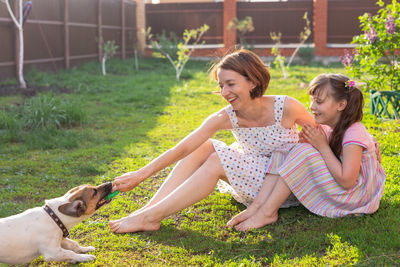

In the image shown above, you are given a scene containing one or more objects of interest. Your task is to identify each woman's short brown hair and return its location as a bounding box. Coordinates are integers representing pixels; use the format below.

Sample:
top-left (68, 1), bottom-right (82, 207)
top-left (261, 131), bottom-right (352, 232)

top-left (210, 49), bottom-right (271, 99)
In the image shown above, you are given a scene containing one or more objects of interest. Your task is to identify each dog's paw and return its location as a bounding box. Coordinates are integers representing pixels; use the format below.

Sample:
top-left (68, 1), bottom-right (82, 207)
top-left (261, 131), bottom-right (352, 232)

top-left (81, 246), bottom-right (96, 252)
top-left (74, 254), bottom-right (96, 263)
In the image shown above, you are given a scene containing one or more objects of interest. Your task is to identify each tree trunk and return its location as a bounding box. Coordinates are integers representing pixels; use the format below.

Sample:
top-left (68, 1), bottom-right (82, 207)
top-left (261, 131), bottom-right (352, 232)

top-left (18, 22), bottom-right (26, 88)
top-left (102, 56), bottom-right (106, 75)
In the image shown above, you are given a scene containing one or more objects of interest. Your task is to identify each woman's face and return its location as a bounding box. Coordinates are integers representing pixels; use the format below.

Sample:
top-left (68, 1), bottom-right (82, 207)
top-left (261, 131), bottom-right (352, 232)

top-left (217, 68), bottom-right (255, 109)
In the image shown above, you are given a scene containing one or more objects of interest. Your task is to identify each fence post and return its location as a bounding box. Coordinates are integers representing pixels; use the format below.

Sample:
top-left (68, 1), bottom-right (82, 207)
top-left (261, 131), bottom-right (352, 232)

top-left (98, 0), bottom-right (103, 62)
top-left (136, 0), bottom-right (145, 56)
top-left (64, 0), bottom-right (70, 70)
top-left (313, 0), bottom-right (328, 56)
top-left (121, 0), bottom-right (126, 60)
top-left (223, 0), bottom-right (236, 52)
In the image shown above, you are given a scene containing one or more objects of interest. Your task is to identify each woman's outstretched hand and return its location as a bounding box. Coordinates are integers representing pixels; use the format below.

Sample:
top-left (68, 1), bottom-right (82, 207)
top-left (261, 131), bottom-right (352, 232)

top-left (112, 170), bottom-right (145, 192)
top-left (300, 124), bottom-right (328, 151)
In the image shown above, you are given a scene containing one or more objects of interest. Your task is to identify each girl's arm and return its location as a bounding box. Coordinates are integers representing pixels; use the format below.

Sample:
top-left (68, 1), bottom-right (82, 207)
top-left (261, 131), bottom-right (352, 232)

top-left (112, 109), bottom-right (230, 192)
top-left (301, 124), bottom-right (363, 190)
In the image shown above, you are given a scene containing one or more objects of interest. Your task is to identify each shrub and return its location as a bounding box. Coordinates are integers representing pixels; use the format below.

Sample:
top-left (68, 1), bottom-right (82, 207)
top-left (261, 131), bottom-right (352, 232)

top-left (145, 25), bottom-right (209, 81)
top-left (21, 93), bottom-right (85, 130)
top-left (228, 16), bottom-right (255, 49)
top-left (343, 0), bottom-right (400, 91)
top-left (0, 93), bottom-right (86, 146)
top-left (297, 46), bottom-right (315, 65)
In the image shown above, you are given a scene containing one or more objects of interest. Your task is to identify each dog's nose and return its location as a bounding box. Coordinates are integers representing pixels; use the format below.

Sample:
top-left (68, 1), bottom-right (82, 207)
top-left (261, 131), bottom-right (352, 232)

top-left (98, 182), bottom-right (113, 192)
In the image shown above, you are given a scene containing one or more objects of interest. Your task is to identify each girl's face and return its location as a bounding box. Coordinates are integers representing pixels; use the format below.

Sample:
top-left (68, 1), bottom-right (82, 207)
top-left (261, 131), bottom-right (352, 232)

top-left (309, 86), bottom-right (346, 127)
top-left (217, 68), bottom-right (256, 109)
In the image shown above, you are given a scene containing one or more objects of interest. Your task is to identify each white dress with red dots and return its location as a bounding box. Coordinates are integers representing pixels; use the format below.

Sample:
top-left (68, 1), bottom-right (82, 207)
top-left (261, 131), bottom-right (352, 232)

top-left (212, 95), bottom-right (300, 207)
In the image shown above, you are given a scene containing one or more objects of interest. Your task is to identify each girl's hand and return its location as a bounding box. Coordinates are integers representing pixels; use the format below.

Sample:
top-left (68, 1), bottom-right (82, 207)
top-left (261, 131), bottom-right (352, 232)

top-left (112, 170), bottom-right (145, 192)
top-left (371, 136), bottom-right (382, 163)
top-left (300, 124), bottom-right (328, 151)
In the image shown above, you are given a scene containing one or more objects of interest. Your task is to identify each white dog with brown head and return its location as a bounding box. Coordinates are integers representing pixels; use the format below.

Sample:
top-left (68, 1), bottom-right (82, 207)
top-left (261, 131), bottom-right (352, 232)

top-left (0, 182), bottom-right (113, 264)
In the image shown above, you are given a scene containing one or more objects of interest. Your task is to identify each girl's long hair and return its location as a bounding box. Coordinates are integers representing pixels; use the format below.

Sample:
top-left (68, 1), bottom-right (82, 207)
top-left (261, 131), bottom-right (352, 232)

top-left (308, 73), bottom-right (364, 159)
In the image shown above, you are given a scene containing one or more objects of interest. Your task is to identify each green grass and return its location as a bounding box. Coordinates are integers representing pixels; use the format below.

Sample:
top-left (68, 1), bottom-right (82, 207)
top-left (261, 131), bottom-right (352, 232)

top-left (0, 58), bottom-right (399, 266)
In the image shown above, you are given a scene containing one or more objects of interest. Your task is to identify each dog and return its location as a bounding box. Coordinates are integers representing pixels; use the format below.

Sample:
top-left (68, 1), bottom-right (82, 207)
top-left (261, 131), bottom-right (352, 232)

top-left (0, 182), bottom-right (113, 264)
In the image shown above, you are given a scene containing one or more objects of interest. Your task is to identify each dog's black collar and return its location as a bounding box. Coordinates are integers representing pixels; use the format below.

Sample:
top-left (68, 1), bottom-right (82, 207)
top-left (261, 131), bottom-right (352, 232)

top-left (43, 204), bottom-right (69, 238)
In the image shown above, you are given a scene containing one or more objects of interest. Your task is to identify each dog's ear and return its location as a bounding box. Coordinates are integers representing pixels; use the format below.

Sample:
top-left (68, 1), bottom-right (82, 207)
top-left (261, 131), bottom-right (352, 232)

top-left (58, 199), bottom-right (87, 217)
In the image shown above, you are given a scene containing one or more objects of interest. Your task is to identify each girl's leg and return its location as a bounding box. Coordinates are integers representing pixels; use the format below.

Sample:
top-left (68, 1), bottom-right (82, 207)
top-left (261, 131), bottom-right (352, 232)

top-left (135, 140), bottom-right (216, 213)
top-left (226, 173), bottom-right (280, 228)
top-left (109, 152), bottom-right (226, 233)
top-left (235, 174), bottom-right (291, 232)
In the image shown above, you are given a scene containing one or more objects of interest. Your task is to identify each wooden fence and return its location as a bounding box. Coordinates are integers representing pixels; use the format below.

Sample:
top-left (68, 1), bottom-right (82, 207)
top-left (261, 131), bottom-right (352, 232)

top-left (0, 0), bottom-right (391, 81)
top-left (0, 0), bottom-right (136, 80)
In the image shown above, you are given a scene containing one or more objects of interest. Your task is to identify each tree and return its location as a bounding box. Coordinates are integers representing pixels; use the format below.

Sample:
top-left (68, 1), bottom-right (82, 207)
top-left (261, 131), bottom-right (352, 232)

top-left (145, 24), bottom-right (209, 81)
top-left (98, 40), bottom-right (118, 76)
top-left (270, 12), bottom-right (312, 79)
top-left (1, 0), bottom-right (28, 88)
top-left (228, 16), bottom-right (255, 49)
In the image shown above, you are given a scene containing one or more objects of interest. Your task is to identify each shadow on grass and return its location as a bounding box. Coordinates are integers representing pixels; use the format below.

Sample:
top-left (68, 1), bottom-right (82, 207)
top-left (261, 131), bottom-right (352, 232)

top-left (135, 202), bottom-right (400, 265)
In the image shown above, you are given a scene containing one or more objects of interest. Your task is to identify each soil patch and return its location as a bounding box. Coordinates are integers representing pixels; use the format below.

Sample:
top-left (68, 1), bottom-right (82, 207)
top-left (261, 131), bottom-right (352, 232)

top-left (0, 84), bottom-right (72, 97)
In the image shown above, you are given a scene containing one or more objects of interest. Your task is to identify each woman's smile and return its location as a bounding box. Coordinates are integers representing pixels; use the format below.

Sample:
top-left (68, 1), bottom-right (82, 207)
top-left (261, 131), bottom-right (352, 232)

top-left (227, 96), bottom-right (238, 104)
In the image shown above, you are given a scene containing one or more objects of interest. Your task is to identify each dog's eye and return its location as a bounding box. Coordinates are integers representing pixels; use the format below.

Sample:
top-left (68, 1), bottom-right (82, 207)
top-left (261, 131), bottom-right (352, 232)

top-left (92, 189), bottom-right (98, 197)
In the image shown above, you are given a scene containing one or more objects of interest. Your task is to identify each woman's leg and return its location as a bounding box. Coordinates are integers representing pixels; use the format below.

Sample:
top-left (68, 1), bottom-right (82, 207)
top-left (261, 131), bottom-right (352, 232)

top-left (109, 152), bottom-right (226, 233)
top-left (135, 140), bottom-right (217, 213)
top-left (226, 173), bottom-right (280, 228)
top-left (234, 174), bottom-right (292, 232)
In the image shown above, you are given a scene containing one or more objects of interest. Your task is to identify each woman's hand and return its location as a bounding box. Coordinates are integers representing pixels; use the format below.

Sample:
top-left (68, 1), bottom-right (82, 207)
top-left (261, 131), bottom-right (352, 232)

top-left (112, 170), bottom-right (145, 192)
top-left (300, 124), bottom-right (328, 151)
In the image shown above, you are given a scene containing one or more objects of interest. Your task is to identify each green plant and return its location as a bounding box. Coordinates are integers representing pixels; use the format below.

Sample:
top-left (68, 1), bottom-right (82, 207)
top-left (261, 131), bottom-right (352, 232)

top-left (343, 0), bottom-right (400, 91)
top-left (99, 40), bottom-right (119, 76)
top-left (270, 12), bottom-right (312, 78)
top-left (145, 25), bottom-right (209, 81)
top-left (152, 30), bottom-right (179, 61)
top-left (0, 93), bottom-right (85, 147)
top-left (270, 32), bottom-right (288, 78)
top-left (287, 12), bottom-right (312, 67)
top-left (228, 16), bottom-right (255, 49)
top-left (297, 46), bottom-right (315, 65)
top-left (21, 93), bottom-right (84, 130)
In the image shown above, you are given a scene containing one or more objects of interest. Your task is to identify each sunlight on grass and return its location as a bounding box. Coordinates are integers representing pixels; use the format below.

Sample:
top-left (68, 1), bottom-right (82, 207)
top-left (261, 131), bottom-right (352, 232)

top-left (1, 58), bottom-right (399, 266)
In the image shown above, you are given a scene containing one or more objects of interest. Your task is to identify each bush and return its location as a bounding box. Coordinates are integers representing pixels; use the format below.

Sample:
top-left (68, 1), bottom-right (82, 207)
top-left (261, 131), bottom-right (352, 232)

top-left (21, 93), bottom-right (85, 130)
top-left (343, 0), bottom-right (400, 91)
top-left (297, 46), bottom-right (315, 65)
top-left (0, 93), bottom-right (86, 147)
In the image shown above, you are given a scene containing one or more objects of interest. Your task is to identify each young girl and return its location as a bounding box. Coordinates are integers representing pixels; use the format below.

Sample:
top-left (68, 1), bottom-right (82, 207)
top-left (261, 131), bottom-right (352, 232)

top-left (228, 73), bottom-right (386, 232)
top-left (108, 49), bottom-right (315, 234)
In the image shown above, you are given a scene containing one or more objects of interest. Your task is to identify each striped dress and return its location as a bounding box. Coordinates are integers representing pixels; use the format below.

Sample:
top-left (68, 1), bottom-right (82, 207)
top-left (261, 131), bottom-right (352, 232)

top-left (212, 96), bottom-right (299, 207)
top-left (266, 122), bottom-right (386, 218)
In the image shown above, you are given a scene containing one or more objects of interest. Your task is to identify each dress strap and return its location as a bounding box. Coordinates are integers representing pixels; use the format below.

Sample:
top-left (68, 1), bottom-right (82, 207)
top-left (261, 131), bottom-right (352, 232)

top-left (225, 105), bottom-right (239, 128)
top-left (274, 95), bottom-right (285, 123)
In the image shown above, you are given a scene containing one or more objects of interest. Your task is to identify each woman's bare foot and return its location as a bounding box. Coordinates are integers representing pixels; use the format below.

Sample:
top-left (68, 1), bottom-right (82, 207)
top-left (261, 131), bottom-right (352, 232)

top-left (109, 213), bottom-right (161, 234)
top-left (234, 210), bottom-right (278, 232)
top-left (226, 205), bottom-right (259, 228)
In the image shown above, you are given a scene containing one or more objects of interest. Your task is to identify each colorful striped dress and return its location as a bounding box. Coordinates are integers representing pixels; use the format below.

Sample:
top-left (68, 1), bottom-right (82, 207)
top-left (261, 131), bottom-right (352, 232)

top-left (266, 122), bottom-right (386, 218)
top-left (212, 96), bottom-right (299, 208)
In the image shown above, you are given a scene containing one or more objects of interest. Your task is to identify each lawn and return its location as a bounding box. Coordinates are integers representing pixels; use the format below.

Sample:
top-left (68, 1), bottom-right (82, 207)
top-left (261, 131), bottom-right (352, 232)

top-left (0, 58), bottom-right (399, 266)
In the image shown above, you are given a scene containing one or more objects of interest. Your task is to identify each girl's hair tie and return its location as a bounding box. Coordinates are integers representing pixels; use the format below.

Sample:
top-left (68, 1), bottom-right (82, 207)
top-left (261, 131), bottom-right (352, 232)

top-left (345, 80), bottom-right (356, 89)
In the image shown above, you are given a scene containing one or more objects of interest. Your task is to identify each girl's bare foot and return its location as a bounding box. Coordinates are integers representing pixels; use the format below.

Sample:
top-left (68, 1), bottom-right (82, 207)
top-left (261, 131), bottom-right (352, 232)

top-left (109, 213), bottom-right (161, 234)
top-left (226, 205), bottom-right (259, 228)
top-left (234, 210), bottom-right (278, 232)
